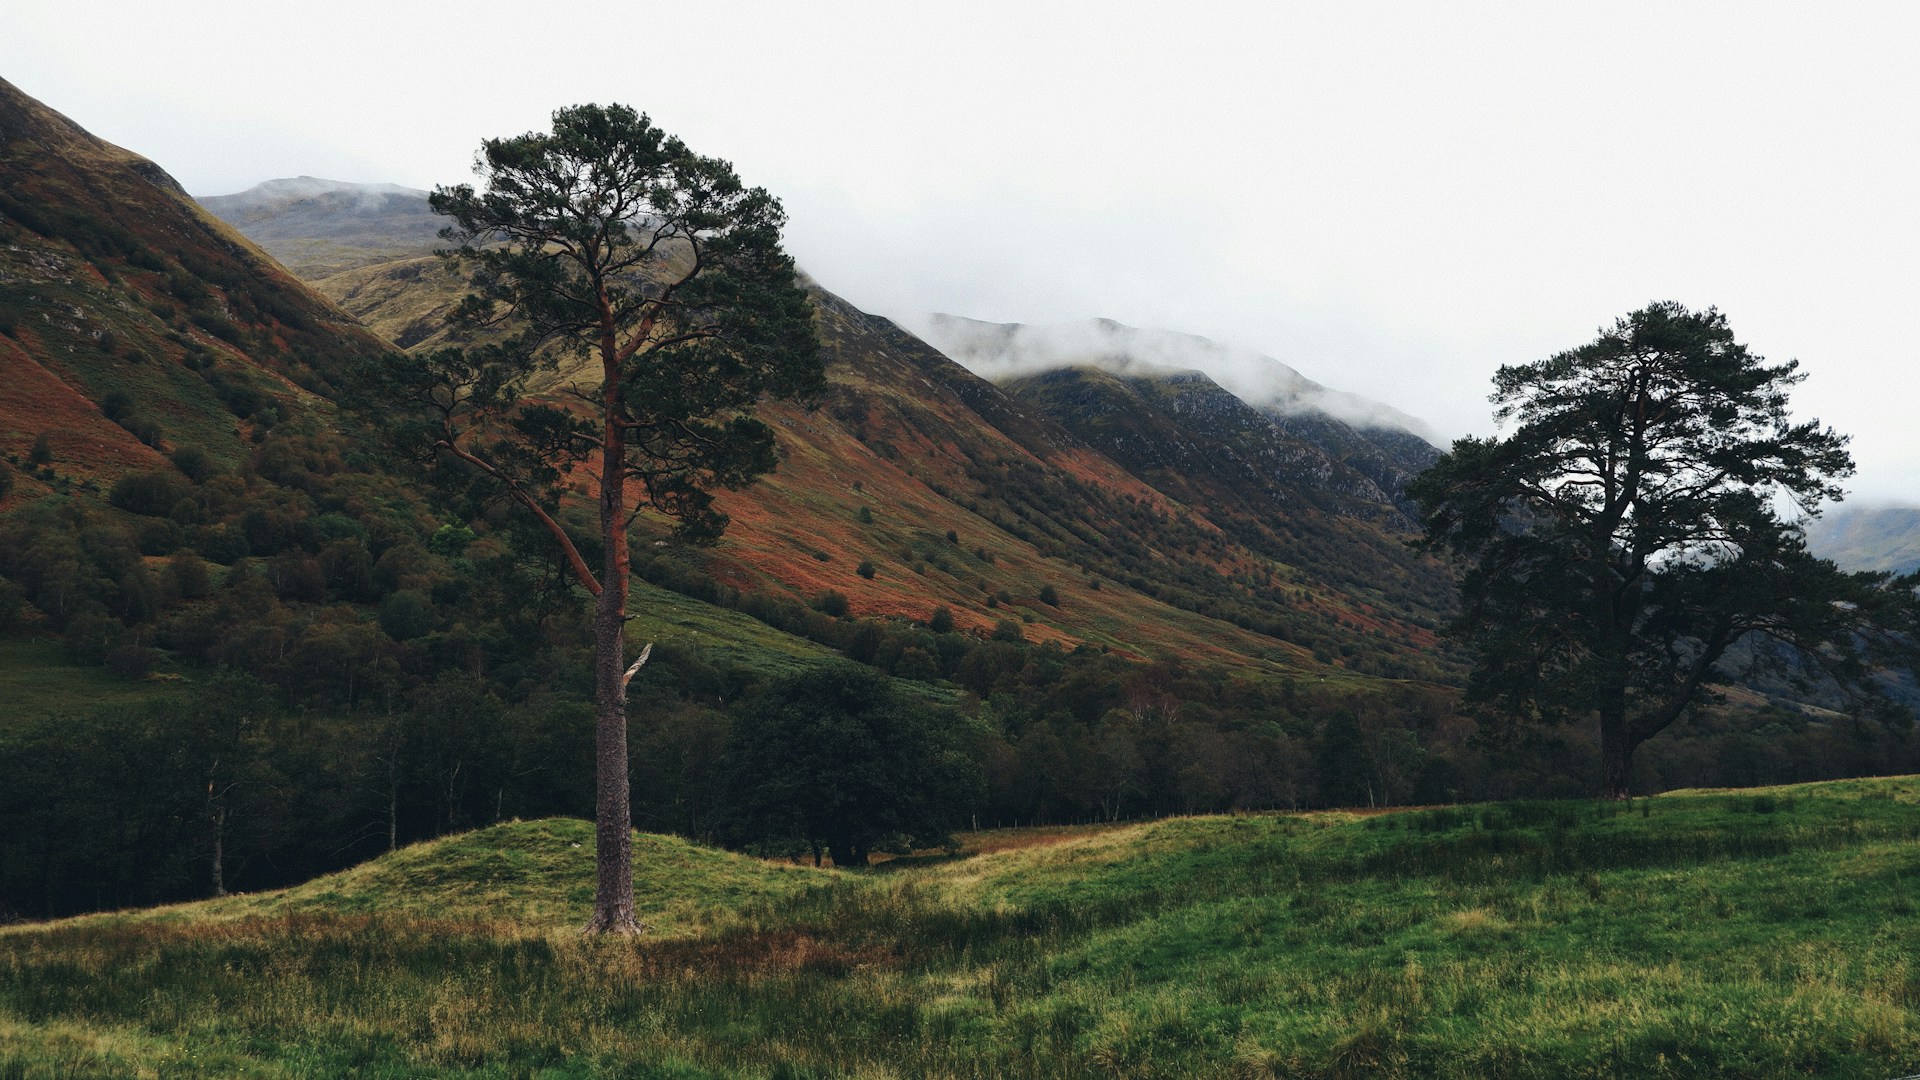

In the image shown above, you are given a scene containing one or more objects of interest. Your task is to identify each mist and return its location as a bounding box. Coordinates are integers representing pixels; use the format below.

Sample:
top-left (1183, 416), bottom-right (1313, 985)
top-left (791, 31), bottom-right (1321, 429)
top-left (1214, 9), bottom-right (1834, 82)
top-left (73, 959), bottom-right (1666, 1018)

top-left (909, 313), bottom-right (1441, 443)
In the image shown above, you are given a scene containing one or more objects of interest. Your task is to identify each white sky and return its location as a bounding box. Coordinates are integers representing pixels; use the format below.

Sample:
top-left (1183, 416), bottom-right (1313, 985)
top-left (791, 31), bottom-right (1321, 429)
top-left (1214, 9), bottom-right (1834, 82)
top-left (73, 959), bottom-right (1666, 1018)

top-left (6, 1), bottom-right (1918, 499)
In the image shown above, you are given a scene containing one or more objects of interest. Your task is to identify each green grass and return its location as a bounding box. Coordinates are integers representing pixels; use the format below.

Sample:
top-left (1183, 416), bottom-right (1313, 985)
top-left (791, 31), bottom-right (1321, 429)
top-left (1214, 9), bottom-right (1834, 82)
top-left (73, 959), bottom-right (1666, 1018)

top-left (0, 639), bottom-right (181, 727)
top-left (6, 779), bottom-right (1920, 1077)
top-left (624, 580), bottom-right (954, 704)
top-left (625, 579), bottom-right (851, 682)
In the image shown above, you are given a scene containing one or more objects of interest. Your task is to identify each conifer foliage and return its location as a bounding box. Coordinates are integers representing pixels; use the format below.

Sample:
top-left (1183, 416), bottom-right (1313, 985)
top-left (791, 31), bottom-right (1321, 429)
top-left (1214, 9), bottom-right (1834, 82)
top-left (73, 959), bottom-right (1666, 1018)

top-left (1411, 303), bottom-right (1918, 798)
top-left (350, 104), bottom-right (823, 932)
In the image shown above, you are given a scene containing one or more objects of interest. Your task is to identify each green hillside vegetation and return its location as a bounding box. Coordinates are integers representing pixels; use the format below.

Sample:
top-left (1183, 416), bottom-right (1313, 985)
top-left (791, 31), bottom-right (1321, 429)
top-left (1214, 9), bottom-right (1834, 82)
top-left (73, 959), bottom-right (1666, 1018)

top-left (6, 776), bottom-right (1920, 1077)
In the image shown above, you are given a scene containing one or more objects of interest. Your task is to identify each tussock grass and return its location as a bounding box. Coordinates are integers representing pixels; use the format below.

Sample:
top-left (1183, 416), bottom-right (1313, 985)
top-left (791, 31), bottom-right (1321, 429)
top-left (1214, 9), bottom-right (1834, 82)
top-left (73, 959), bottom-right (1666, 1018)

top-left (6, 779), bottom-right (1920, 1077)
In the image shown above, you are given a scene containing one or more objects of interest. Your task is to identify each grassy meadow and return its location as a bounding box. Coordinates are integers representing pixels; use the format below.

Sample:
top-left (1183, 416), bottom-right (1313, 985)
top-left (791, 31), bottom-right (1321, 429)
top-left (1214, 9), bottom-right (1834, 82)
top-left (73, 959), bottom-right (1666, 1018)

top-left (5, 778), bottom-right (1920, 1078)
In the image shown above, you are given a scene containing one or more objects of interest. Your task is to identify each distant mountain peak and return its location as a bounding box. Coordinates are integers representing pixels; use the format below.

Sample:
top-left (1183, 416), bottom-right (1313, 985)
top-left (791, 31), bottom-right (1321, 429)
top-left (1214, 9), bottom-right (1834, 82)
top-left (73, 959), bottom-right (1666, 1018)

top-left (206, 176), bottom-right (429, 202)
top-left (199, 177), bottom-right (442, 278)
top-left (911, 313), bottom-right (1439, 446)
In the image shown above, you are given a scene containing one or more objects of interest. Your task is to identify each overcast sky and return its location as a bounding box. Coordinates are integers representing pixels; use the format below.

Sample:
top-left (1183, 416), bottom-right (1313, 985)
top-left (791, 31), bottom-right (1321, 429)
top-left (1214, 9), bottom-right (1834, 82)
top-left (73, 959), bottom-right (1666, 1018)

top-left (6, 1), bottom-right (1918, 499)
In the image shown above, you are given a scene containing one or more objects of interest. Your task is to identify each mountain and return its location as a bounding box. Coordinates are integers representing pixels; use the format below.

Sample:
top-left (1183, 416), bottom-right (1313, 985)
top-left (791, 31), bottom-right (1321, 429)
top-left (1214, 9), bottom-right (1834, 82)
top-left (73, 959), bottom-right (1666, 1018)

top-left (196, 178), bottom-right (461, 349)
top-left (203, 181), bottom-right (1456, 680)
top-left (197, 177), bottom-right (444, 278)
top-left (1000, 365), bottom-right (1449, 627)
top-left (0, 78), bottom-right (387, 497)
top-left (914, 313), bottom-right (1439, 440)
top-left (1806, 505), bottom-right (1920, 575)
top-left (915, 314), bottom-right (1441, 511)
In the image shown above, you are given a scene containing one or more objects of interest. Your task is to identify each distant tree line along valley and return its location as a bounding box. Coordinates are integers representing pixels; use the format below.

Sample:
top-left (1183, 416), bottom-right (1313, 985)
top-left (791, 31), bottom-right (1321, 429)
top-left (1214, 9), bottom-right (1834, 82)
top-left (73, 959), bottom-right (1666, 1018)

top-left (4, 422), bottom-right (1916, 918)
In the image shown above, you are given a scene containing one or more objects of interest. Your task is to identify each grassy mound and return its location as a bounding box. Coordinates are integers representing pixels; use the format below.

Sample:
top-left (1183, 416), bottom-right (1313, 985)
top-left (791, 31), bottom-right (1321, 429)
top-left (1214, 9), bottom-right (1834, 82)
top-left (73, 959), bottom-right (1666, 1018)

top-left (6, 779), bottom-right (1920, 1077)
top-left (54, 818), bottom-right (837, 936)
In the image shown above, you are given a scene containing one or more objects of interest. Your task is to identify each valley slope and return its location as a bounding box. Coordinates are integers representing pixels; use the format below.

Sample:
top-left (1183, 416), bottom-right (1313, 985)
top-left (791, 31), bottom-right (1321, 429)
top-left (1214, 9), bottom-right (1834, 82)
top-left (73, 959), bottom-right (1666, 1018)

top-left (0, 78), bottom-right (388, 497)
top-left (203, 179), bottom-right (1457, 680)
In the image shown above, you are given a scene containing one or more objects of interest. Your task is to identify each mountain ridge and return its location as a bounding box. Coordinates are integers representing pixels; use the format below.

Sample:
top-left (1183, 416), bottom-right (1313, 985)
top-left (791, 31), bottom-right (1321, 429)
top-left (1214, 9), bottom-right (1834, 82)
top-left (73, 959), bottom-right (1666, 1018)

top-left (198, 175), bottom-right (1456, 678)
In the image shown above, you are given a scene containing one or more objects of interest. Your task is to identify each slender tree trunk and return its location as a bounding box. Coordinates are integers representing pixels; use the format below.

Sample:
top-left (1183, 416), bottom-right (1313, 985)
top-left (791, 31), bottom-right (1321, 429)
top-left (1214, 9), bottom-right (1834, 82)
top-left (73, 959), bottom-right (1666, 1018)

top-left (585, 323), bottom-right (641, 935)
top-left (586, 574), bottom-right (638, 932)
top-left (210, 802), bottom-right (228, 898)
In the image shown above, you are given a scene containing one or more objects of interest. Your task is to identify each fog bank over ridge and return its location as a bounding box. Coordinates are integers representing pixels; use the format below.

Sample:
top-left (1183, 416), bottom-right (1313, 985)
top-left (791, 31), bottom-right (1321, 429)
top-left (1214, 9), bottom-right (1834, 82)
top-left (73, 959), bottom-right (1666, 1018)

top-left (910, 313), bottom-right (1440, 445)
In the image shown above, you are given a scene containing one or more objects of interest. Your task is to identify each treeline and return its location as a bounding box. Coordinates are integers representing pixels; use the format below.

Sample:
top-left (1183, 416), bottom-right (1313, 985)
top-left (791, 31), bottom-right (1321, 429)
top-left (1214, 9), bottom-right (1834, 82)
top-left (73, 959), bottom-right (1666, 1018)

top-left (8, 621), bottom-right (1916, 921)
top-left (5, 421), bottom-right (1919, 919)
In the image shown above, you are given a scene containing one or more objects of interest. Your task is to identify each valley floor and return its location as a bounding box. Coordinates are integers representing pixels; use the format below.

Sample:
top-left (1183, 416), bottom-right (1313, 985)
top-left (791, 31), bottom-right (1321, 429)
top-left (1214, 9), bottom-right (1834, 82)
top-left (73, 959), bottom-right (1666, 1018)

top-left (6, 779), bottom-right (1920, 1078)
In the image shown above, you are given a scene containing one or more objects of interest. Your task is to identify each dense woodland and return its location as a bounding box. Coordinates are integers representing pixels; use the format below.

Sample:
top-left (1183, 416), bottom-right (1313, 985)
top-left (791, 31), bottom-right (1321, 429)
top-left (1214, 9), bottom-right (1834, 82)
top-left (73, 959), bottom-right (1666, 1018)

top-left (5, 412), bottom-right (1917, 919)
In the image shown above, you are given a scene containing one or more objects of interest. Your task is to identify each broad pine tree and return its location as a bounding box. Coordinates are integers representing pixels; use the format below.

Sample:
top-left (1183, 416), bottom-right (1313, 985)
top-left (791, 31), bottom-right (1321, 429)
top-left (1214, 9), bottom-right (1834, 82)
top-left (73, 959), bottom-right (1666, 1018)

top-left (1410, 303), bottom-right (1917, 798)
top-left (354, 104), bottom-right (823, 932)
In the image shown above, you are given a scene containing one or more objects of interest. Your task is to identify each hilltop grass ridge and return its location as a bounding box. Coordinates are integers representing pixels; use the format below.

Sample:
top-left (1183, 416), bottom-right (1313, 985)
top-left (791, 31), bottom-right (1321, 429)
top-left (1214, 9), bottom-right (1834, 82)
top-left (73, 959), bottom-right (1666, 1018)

top-left (7, 776), bottom-right (1920, 1078)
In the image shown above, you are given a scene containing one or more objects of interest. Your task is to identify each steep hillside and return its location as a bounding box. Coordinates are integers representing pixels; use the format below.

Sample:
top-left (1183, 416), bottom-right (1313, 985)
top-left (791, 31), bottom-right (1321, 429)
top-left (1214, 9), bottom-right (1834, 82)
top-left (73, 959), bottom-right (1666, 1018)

top-left (0, 78), bottom-right (388, 497)
top-left (210, 183), bottom-right (1456, 679)
top-left (1003, 364), bottom-right (1453, 635)
top-left (921, 314), bottom-right (1442, 509)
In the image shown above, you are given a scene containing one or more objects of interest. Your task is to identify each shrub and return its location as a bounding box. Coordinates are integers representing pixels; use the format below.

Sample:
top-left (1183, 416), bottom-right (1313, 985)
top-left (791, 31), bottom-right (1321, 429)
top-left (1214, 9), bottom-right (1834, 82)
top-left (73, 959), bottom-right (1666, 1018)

top-left (856, 560), bottom-right (876, 580)
top-left (196, 523), bottom-right (249, 565)
top-left (928, 605), bottom-right (954, 633)
top-left (28, 433), bottom-right (52, 466)
top-left (109, 470), bottom-right (190, 517)
top-left (1039, 584), bottom-right (1060, 606)
top-left (379, 589), bottom-right (436, 641)
top-left (813, 590), bottom-right (850, 618)
top-left (991, 619), bottom-right (1024, 643)
top-left (124, 415), bottom-right (165, 448)
top-left (100, 390), bottom-right (134, 423)
top-left (170, 445), bottom-right (217, 483)
top-left (166, 552), bottom-right (211, 601)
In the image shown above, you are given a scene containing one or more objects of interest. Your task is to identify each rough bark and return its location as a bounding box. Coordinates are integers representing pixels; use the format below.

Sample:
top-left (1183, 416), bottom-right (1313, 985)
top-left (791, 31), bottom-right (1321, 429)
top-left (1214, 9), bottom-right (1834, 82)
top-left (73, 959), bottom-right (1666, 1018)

top-left (583, 344), bottom-right (641, 935)
top-left (209, 802), bottom-right (227, 898)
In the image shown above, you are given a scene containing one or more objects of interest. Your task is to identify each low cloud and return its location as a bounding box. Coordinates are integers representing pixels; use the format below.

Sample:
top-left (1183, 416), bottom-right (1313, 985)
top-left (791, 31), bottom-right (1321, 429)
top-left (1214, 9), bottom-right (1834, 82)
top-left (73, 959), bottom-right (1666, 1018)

top-left (909, 313), bottom-right (1440, 443)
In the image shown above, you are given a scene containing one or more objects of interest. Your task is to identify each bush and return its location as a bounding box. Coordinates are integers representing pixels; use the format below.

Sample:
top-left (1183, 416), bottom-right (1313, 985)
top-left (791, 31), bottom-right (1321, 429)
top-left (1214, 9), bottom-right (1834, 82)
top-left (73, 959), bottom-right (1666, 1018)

top-left (136, 518), bottom-right (182, 555)
top-left (813, 590), bottom-right (850, 618)
top-left (170, 445), bottom-right (217, 483)
top-left (28, 433), bottom-right (51, 466)
top-left (856, 560), bottom-right (877, 580)
top-left (166, 552), bottom-right (211, 601)
top-left (196, 523), bottom-right (249, 564)
top-left (109, 470), bottom-right (190, 517)
top-left (379, 589), bottom-right (436, 641)
top-left (991, 619), bottom-right (1025, 643)
top-left (928, 605), bottom-right (954, 634)
top-left (1038, 584), bottom-right (1060, 606)
top-left (100, 390), bottom-right (134, 423)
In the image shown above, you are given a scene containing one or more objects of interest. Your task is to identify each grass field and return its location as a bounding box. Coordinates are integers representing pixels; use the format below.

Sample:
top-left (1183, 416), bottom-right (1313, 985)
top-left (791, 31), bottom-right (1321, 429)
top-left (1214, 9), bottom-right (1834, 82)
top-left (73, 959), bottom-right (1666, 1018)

top-left (5, 778), bottom-right (1920, 1077)
top-left (0, 639), bottom-right (181, 727)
